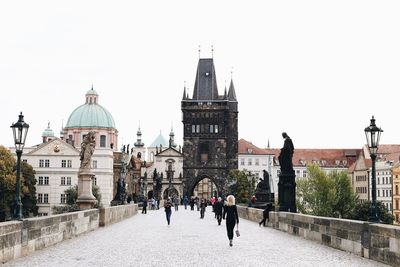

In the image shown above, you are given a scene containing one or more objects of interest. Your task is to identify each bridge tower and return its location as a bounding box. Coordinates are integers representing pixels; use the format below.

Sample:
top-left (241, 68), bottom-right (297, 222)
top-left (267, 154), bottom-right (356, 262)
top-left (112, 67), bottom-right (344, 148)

top-left (181, 57), bottom-right (238, 197)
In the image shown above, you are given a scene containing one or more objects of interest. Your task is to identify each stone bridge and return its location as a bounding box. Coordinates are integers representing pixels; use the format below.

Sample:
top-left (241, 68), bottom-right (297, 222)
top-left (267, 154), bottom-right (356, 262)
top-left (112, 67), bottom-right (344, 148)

top-left (1, 204), bottom-right (395, 266)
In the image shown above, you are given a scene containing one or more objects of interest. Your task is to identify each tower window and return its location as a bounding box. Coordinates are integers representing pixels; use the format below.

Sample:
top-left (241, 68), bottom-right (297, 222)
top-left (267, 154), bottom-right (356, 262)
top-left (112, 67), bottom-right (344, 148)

top-left (200, 142), bottom-right (209, 163)
top-left (100, 135), bottom-right (106, 147)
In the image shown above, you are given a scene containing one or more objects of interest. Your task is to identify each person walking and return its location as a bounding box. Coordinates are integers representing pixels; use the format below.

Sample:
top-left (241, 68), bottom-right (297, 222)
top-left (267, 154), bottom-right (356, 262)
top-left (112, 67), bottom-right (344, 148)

top-left (200, 199), bottom-right (206, 219)
top-left (223, 195), bottom-right (239, 247)
top-left (142, 197), bottom-right (148, 214)
top-left (190, 197), bottom-right (195, 210)
top-left (183, 195), bottom-right (189, 210)
top-left (259, 203), bottom-right (272, 227)
top-left (164, 198), bottom-right (172, 225)
top-left (174, 197), bottom-right (179, 211)
top-left (214, 197), bottom-right (224, 225)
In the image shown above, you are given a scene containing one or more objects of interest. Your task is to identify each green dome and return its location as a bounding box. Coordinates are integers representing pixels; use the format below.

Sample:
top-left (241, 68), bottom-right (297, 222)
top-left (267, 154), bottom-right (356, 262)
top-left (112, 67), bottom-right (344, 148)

top-left (42, 123), bottom-right (55, 137)
top-left (65, 88), bottom-right (116, 129)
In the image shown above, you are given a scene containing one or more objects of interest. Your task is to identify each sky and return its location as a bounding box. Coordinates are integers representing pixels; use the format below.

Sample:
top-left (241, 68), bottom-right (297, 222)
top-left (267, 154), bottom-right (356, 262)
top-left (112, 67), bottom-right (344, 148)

top-left (1, 1), bottom-right (399, 150)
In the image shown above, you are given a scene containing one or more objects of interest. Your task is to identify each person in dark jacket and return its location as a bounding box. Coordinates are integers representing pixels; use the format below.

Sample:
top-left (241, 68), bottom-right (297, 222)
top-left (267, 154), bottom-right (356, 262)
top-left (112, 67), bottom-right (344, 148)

top-left (200, 198), bottom-right (207, 219)
top-left (214, 197), bottom-right (224, 225)
top-left (142, 198), bottom-right (148, 214)
top-left (223, 195), bottom-right (239, 247)
top-left (164, 198), bottom-right (172, 225)
top-left (259, 203), bottom-right (272, 227)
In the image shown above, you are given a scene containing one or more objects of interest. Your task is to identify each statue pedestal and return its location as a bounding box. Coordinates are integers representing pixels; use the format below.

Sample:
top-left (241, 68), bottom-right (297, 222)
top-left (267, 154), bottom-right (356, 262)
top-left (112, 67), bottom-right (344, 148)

top-left (278, 172), bottom-right (296, 212)
top-left (76, 169), bottom-right (97, 210)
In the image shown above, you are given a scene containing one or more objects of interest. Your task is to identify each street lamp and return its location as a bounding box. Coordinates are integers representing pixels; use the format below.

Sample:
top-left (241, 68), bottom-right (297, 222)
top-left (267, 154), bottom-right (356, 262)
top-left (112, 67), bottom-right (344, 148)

top-left (364, 115), bottom-right (383, 223)
top-left (10, 112), bottom-right (29, 220)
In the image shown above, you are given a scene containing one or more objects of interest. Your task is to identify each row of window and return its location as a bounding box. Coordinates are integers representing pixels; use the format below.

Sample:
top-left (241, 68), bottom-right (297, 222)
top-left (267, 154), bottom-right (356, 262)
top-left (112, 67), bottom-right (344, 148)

top-left (377, 177), bottom-right (392, 185)
top-left (378, 189), bottom-right (392, 198)
top-left (37, 193), bottom-right (69, 204)
top-left (37, 193), bottom-right (49, 203)
top-left (240, 158), bottom-right (268, 166)
top-left (38, 176), bottom-right (72, 186)
top-left (356, 175), bottom-right (367, 182)
top-left (68, 134), bottom-right (107, 147)
top-left (191, 124), bottom-right (220, 134)
top-left (38, 159), bottom-right (98, 168)
top-left (356, 187), bottom-right (367, 194)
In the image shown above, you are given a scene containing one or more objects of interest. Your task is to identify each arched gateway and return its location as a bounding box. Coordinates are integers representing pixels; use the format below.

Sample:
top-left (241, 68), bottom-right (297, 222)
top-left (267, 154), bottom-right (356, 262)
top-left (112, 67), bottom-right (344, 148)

top-left (181, 57), bottom-right (238, 198)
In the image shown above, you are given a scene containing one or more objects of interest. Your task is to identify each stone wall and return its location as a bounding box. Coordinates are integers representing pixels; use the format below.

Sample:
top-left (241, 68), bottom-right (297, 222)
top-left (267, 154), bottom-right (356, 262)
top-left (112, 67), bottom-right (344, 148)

top-left (99, 204), bottom-right (138, 227)
top-left (1, 204), bottom-right (138, 264)
top-left (237, 206), bottom-right (400, 267)
top-left (1, 209), bottom-right (99, 264)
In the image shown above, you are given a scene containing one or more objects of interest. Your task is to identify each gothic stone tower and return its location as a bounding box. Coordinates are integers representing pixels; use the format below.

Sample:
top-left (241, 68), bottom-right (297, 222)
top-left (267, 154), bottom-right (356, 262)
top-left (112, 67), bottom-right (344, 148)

top-left (181, 58), bottom-right (238, 197)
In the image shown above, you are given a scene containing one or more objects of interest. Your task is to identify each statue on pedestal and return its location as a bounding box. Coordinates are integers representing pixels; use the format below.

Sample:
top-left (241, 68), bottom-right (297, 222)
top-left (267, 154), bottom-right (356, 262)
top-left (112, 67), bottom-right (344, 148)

top-left (278, 132), bottom-right (294, 174)
top-left (77, 131), bottom-right (97, 210)
top-left (80, 131), bottom-right (96, 170)
top-left (278, 132), bottom-right (296, 212)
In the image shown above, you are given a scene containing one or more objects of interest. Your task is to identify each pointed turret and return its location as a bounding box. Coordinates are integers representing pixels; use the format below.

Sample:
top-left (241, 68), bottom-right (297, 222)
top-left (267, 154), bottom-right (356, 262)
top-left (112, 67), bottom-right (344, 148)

top-left (228, 79), bottom-right (237, 101)
top-left (134, 124), bottom-right (144, 147)
top-left (192, 58), bottom-right (219, 100)
top-left (224, 85), bottom-right (228, 100)
top-left (182, 86), bottom-right (187, 100)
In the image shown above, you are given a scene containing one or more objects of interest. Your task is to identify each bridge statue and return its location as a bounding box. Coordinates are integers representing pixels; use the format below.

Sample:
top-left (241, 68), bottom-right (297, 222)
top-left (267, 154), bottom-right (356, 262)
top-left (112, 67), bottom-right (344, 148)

top-left (278, 132), bottom-right (297, 213)
top-left (77, 131), bottom-right (97, 210)
top-left (253, 170), bottom-right (274, 209)
top-left (80, 131), bottom-right (96, 170)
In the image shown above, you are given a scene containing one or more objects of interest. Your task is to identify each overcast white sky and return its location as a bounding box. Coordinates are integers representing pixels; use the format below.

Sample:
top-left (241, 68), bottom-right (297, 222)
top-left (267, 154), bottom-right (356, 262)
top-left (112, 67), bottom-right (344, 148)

top-left (1, 1), bottom-right (399, 150)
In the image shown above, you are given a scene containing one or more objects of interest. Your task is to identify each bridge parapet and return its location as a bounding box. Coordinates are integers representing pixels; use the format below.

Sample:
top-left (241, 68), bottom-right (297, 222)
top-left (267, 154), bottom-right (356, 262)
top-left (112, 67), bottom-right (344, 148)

top-left (1, 204), bottom-right (138, 264)
top-left (237, 206), bottom-right (400, 267)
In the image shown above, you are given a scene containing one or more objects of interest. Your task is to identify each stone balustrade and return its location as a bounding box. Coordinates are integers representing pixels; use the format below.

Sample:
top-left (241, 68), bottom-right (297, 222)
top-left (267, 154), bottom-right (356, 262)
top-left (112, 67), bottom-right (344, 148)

top-left (237, 206), bottom-right (400, 267)
top-left (1, 204), bottom-right (138, 264)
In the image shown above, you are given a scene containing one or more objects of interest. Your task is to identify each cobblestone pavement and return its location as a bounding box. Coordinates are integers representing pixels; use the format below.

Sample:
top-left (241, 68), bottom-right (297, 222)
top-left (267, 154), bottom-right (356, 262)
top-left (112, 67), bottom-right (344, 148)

top-left (5, 207), bottom-right (389, 267)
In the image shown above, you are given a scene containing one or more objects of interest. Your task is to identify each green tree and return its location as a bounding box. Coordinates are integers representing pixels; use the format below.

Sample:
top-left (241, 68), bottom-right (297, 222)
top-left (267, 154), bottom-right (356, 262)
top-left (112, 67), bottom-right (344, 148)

top-left (0, 146), bottom-right (16, 221)
top-left (227, 169), bottom-right (255, 204)
top-left (21, 161), bottom-right (38, 217)
top-left (0, 146), bottom-right (38, 221)
top-left (349, 201), bottom-right (394, 224)
top-left (52, 184), bottom-right (102, 214)
top-left (296, 164), bottom-right (358, 218)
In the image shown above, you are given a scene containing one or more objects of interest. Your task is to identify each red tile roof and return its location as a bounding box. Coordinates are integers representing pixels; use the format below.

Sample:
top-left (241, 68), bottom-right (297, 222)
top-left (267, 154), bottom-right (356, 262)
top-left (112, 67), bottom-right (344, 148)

top-left (239, 138), bottom-right (361, 168)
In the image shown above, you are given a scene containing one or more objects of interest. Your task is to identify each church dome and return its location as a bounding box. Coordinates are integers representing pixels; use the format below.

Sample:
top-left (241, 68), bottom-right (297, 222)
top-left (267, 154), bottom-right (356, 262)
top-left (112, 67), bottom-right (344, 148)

top-left (65, 88), bottom-right (116, 129)
top-left (42, 122), bottom-right (55, 137)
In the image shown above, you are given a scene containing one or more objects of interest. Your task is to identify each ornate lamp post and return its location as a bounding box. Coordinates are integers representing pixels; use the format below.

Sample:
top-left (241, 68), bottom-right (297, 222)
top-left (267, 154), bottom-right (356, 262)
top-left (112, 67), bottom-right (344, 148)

top-left (364, 116), bottom-right (383, 223)
top-left (10, 112), bottom-right (29, 220)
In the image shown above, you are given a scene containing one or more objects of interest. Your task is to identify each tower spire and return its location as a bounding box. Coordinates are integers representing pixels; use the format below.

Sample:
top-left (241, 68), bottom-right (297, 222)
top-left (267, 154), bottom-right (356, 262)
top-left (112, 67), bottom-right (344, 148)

top-left (228, 78), bottom-right (237, 101)
top-left (198, 45), bottom-right (201, 59)
top-left (182, 81), bottom-right (187, 100)
top-left (134, 122), bottom-right (144, 147)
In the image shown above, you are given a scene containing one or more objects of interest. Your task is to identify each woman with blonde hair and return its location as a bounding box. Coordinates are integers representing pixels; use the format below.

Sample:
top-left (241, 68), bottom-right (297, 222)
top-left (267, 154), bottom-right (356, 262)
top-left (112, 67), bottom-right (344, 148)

top-left (223, 195), bottom-right (239, 247)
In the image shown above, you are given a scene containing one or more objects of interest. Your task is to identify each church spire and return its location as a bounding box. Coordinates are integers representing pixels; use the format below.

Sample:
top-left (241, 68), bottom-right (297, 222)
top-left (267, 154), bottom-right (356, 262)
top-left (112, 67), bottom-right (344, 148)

top-left (134, 123), bottom-right (144, 147)
top-left (169, 123), bottom-right (177, 148)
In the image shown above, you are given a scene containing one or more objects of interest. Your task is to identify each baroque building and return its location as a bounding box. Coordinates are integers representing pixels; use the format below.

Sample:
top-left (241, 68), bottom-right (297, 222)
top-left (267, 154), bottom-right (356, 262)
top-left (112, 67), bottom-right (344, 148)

top-left (181, 57), bottom-right (238, 197)
top-left (12, 88), bottom-right (118, 215)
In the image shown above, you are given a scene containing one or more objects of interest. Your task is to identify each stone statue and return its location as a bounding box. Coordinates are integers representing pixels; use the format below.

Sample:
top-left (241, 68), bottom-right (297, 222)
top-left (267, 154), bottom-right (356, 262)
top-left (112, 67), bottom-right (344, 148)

top-left (80, 131), bottom-right (96, 169)
top-left (278, 132), bottom-right (294, 174)
top-left (256, 170), bottom-right (271, 194)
